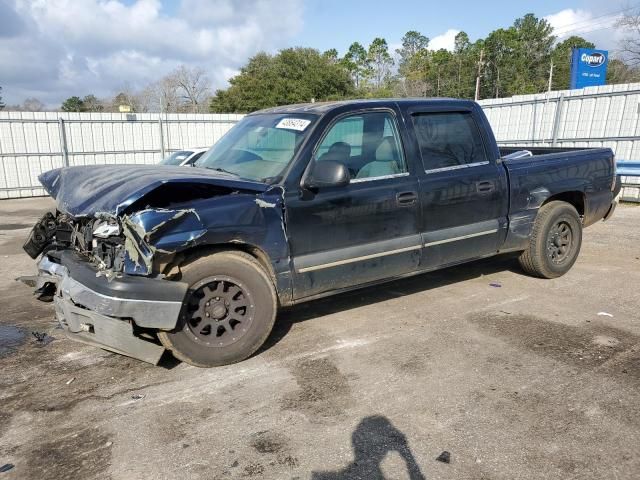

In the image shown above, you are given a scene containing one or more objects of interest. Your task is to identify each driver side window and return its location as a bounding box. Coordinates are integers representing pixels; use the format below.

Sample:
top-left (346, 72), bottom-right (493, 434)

top-left (314, 112), bottom-right (407, 181)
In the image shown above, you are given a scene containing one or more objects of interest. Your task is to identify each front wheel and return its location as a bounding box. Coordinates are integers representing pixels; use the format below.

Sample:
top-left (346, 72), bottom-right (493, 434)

top-left (158, 251), bottom-right (277, 367)
top-left (518, 201), bottom-right (583, 279)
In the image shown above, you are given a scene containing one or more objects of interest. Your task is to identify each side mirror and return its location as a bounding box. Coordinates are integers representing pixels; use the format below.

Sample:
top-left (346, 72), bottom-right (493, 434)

top-left (304, 161), bottom-right (350, 189)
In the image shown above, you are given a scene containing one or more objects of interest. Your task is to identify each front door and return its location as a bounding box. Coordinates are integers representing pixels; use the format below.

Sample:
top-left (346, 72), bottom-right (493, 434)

top-left (285, 110), bottom-right (422, 299)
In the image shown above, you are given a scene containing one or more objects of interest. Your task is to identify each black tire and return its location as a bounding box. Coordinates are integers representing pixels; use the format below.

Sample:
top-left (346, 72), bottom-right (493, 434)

top-left (518, 201), bottom-right (583, 279)
top-left (158, 251), bottom-right (277, 367)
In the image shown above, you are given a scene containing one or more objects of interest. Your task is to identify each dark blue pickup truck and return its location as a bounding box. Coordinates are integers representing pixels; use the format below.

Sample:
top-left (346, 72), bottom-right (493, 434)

top-left (20, 99), bottom-right (620, 366)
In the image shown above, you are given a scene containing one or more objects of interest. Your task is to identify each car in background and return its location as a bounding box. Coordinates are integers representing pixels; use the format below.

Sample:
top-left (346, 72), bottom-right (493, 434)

top-left (159, 148), bottom-right (208, 166)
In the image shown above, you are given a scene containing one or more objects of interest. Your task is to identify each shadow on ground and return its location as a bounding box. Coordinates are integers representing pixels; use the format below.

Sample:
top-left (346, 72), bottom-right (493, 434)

top-left (311, 415), bottom-right (427, 479)
top-left (261, 253), bottom-right (522, 354)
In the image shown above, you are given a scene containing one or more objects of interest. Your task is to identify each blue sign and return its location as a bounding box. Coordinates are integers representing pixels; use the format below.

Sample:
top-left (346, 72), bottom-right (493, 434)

top-left (570, 48), bottom-right (608, 89)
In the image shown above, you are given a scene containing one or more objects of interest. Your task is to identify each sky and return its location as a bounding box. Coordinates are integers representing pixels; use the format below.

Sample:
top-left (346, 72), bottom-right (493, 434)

top-left (0, 0), bottom-right (632, 106)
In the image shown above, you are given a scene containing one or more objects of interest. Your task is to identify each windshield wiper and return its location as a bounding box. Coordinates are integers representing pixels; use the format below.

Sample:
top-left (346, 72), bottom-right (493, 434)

top-left (208, 167), bottom-right (239, 177)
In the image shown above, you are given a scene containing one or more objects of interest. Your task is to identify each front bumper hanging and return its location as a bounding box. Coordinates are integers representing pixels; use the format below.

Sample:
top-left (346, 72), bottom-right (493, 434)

top-left (18, 251), bottom-right (189, 364)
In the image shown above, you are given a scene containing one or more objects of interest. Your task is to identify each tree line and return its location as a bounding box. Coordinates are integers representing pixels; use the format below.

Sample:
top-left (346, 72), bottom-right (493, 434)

top-left (2, 11), bottom-right (640, 113)
top-left (210, 13), bottom-right (639, 112)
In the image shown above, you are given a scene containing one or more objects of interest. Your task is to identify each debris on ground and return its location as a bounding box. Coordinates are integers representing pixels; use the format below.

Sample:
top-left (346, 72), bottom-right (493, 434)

top-left (131, 394), bottom-right (145, 400)
top-left (597, 312), bottom-right (614, 317)
top-left (0, 464), bottom-right (14, 473)
top-left (489, 282), bottom-right (502, 288)
top-left (31, 331), bottom-right (54, 345)
top-left (436, 451), bottom-right (451, 464)
top-left (105, 441), bottom-right (113, 448)
top-left (66, 377), bottom-right (75, 385)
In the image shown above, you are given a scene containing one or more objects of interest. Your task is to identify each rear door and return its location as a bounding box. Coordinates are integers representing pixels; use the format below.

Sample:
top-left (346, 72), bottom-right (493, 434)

top-left (405, 106), bottom-right (508, 269)
top-left (285, 109), bottom-right (422, 299)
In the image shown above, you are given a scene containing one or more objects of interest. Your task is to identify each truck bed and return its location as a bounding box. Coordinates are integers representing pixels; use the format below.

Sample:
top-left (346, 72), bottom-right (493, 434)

top-left (497, 146), bottom-right (616, 253)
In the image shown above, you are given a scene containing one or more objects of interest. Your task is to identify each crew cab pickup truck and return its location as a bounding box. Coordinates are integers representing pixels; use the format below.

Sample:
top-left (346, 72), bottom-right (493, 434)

top-left (19, 99), bottom-right (620, 367)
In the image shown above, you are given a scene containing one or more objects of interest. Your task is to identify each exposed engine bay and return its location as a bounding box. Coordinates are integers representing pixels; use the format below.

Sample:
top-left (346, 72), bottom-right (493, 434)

top-left (23, 211), bottom-right (126, 275)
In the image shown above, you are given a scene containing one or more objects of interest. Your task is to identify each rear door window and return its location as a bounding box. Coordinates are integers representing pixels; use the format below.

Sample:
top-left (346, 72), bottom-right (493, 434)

top-left (411, 112), bottom-right (488, 171)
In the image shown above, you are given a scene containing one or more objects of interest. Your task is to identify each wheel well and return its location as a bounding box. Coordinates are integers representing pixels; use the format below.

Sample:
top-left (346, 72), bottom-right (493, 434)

top-left (542, 191), bottom-right (585, 217)
top-left (167, 242), bottom-right (277, 283)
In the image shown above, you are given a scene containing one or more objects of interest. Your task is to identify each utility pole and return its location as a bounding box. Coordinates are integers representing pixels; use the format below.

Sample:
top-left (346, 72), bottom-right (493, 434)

top-left (475, 48), bottom-right (484, 101)
top-left (548, 60), bottom-right (554, 92)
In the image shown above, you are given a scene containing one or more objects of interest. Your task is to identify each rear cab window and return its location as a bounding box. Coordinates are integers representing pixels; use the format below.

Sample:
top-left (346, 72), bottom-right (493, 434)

top-left (411, 112), bottom-right (488, 172)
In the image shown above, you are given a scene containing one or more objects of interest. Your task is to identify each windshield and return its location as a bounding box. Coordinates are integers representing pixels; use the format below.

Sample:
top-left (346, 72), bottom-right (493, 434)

top-left (160, 150), bottom-right (193, 166)
top-left (195, 113), bottom-right (317, 183)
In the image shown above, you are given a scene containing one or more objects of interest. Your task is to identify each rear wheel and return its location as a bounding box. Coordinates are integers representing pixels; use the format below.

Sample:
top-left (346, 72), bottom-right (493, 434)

top-left (159, 251), bottom-right (277, 367)
top-left (518, 201), bottom-right (583, 279)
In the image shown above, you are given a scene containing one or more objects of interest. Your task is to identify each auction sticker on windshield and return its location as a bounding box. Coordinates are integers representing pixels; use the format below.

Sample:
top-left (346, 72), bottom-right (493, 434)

top-left (275, 118), bottom-right (311, 131)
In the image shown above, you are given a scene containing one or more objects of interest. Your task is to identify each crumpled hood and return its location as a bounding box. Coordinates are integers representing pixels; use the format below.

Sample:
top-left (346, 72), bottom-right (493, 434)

top-left (39, 165), bottom-right (268, 217)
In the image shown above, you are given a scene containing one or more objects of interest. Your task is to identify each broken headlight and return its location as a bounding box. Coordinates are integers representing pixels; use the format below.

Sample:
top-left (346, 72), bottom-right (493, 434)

top-left (93, 220), bottom-right (121, 238)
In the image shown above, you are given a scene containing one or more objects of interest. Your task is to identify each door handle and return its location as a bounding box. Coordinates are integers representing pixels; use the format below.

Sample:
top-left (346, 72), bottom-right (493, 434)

top-left (476, 181), bottom-right (495, 194)
top-left (396, 191), bottom-right (418, 206)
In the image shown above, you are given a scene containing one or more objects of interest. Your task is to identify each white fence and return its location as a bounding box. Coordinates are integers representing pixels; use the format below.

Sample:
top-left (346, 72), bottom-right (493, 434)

top-left (2, 84), bottom-right (640, 200)
top-left (0, 112), bottom-right (243, 199)
top-left (478, 83), bottom-right (640, 202)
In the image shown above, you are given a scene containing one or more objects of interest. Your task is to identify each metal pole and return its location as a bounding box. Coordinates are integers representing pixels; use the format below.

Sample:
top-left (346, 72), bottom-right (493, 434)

top-left (548, 60), bottom-right (554, 92)
top-left (158, 115), bottom-right (165, 160)
top-left (551, 94), bottom-right (565, 147)
top-left (58, 118), bottom-right (69, 167)
top-left (475, 49), bottom-right (484, 101)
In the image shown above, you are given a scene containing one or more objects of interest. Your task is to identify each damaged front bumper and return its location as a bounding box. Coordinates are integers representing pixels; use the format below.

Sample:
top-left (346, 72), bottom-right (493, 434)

top-left (19, 251), bottom-right (188, 364)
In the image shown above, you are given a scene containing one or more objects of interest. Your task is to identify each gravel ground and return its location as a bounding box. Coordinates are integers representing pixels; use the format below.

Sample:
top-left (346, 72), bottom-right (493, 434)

top-left (0, 197), bottom-right (639, 480)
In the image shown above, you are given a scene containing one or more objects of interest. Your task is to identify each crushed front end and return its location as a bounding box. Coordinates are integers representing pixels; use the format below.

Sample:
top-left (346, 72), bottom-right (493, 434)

top-left (19, 211), bottom-right (189, 364)
top-left (18, 164), bottom-right (287, 365)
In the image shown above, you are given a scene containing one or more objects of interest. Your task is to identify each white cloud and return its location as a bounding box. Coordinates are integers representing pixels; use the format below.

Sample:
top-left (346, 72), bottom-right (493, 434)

top-left (0, 0), bottom-right (303, 106)
top-left (544, 8), bottom-right (623, 50)
top-left (429, 29), bottom-right (460, 52)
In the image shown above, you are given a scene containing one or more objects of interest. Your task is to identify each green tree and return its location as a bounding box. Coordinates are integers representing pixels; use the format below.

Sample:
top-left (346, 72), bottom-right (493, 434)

top-left (453, 32), bottom-right (478, 98)
top-left (0, 86), bottom-right (5, 110)
top-left (341, 42), bottom-right (370, 88)
top-left (210, 48), bottom-right (354, 113)
top-left (551, 36), bottom-right (595, 90)
top-left (396, 31), bottom-right (429, 76)
top-left (403, 48), bottom-right (431, 96)
top-left (511, 13), bottom-right (555, 94)
top-left (429, 49), bottom-right (457, 96)
top-left (479, 14), bottom-right (555, 98)
top-left (482, 28), bottom-right (517, 98)
top-left (388, 12), bottom-right (636, 100)
top-left (61, 96), bottom-right (84, 112)
top-left (454, 32), bottom-right (471, 54)
top-left (323, 48), bottom-right (339, 63)
top-left (368, 38), bottom-right (394, 88)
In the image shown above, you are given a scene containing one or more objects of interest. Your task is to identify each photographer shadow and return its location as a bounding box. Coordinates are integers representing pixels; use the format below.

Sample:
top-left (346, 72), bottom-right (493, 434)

top-left (312, 415), bottom-right (426, 480)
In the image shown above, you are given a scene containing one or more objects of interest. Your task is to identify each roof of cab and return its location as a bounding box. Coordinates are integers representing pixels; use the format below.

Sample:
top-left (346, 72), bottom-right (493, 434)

top-left (252, 98), bottom-right (475, 115)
